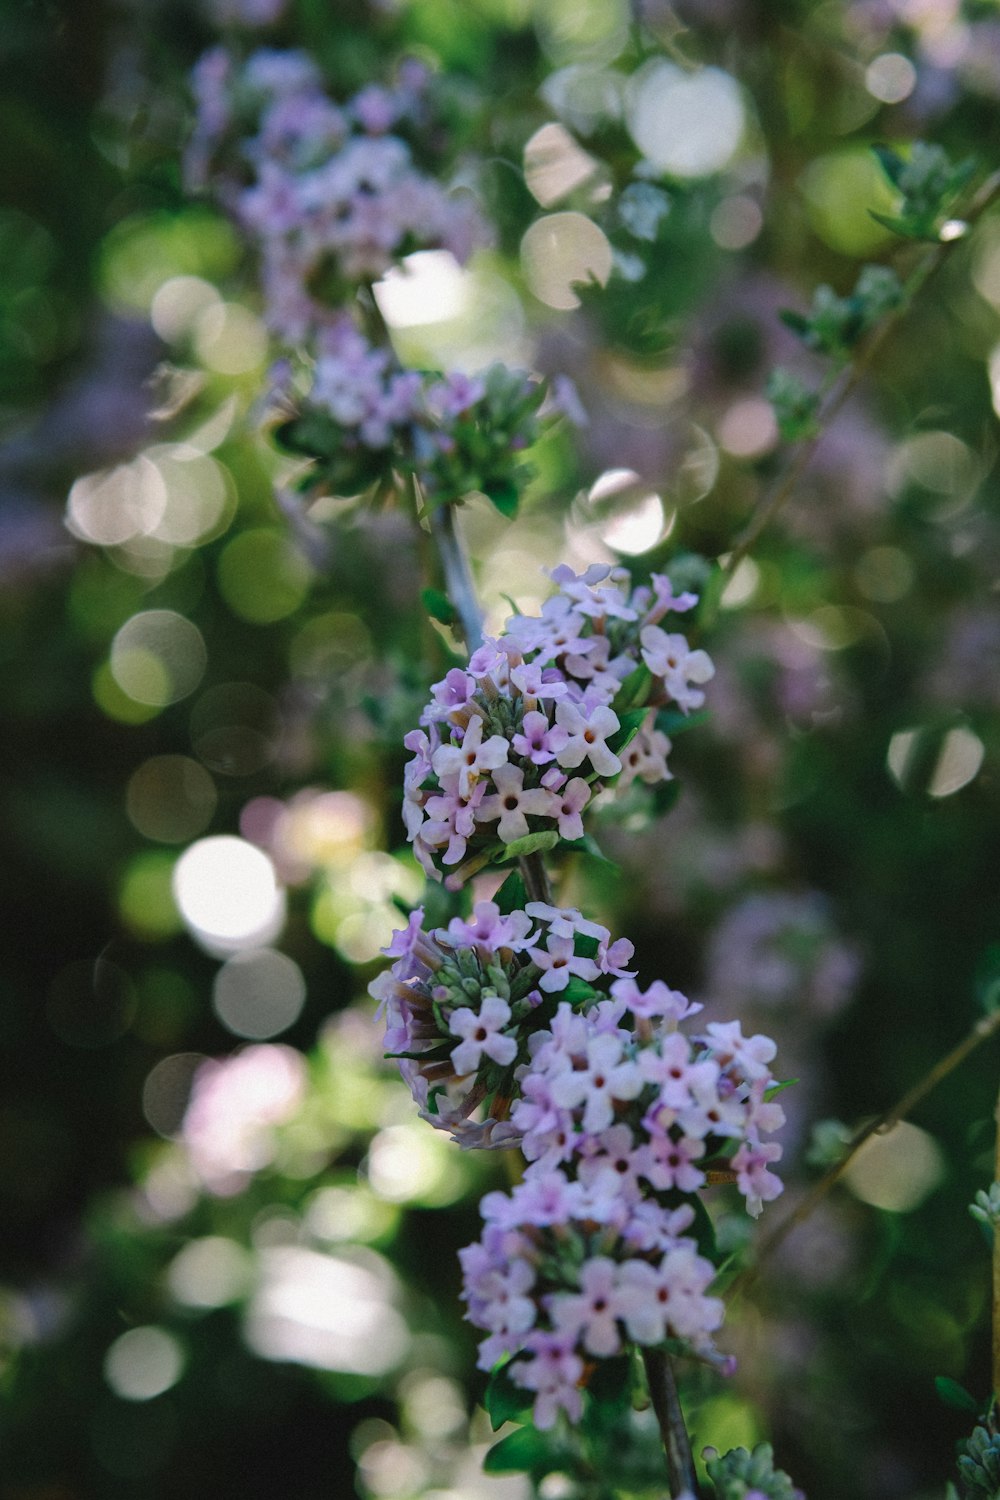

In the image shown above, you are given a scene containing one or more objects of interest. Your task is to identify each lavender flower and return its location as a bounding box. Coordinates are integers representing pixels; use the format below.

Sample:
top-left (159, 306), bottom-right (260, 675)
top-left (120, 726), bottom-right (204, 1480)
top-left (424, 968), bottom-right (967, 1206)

top-left (369, 899), bottom-right (634, 1147)
top-left (460, 1179), bottom-right (724, 1427)
top-left (404, 563), bottom-right (713, 886)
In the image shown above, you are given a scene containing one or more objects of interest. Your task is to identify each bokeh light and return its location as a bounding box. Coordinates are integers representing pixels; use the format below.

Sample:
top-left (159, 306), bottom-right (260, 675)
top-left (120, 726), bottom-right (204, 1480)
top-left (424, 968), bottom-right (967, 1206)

top-left (576, 468), bottom-right (667, 555)
top-left (212, 948), bottom-right (306, 1039)
top-left (110, 610), bottom-right (208, 707)
top-left (67, 456), bottom-right (167, 547)
top-left (142, 1053), bottom-right (209, 1139)
top-left (103, 1326), bottom-right (184, 1402)
top-left (217, 529), bottom-right (313, 624)
top-left (523, 122), bottom-right (600, 207)
top-left (118, 850), bottom-right (183, 940)
top-left (46, 956), bottom-right (136, 1049)
top-left (189, 682), bottom-right (283, 777)
top-left (244, 1247), bottom-right (409, 1375)
top-left (126, 755), bottom-right (217, 844)
top-left (843, 1122), bottom-right (945, 1213)
top-left (865, 53), bottom-right (918, 104)
top-left (520, 212), bottom-right (613, 310)
top-left (374, 250), bottom-right (470, 328)
top-left (625, 62), bottom-right (745, 178)
top-left (167, 1236), bottom-right (253, 1308)
top-left (172, 835), bottom-right (286, 955)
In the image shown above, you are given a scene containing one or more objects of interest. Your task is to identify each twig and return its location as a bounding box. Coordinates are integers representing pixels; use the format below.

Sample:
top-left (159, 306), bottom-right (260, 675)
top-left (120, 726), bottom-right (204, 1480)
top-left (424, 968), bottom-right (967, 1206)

top-left (428, 497), bottom-right (484, 655)
top-left (728, 1008), bottom-right (1000, 1301)
top-left (722, 167), bottom-right (1000, 581)
top-left (642, 1348), bottom-right (700, 1498)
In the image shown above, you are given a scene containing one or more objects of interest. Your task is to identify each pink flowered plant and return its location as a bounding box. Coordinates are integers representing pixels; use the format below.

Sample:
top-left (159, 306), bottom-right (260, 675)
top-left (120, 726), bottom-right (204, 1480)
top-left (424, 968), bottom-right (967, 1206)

top-left (368, 898), bottom-right (636, 1147)
top-left (404, 563), bottom-right (714, 886)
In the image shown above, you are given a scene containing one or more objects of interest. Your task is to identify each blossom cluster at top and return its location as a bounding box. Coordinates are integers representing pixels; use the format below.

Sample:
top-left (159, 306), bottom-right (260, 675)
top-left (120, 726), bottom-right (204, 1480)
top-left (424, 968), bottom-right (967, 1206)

top-left (185, 47), bottom-right (488, 342)
top-left (403, 562), bottom-right (714, 886)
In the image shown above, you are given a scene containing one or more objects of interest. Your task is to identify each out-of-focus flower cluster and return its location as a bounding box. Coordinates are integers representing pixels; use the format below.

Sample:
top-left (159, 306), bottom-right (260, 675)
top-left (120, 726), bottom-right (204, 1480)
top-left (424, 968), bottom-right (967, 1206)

top-left (185, 47), bottom-right (488, 343)
top-left (275, 339), bottom-right (556, 504)
top-left (404, 562), bottom-right (713, 886)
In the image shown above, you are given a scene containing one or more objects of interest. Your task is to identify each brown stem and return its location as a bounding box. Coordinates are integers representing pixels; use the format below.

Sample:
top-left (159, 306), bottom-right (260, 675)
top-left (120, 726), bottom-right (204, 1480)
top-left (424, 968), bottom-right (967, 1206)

top-left (729, 1008), bottom-right (1000, 1301)
top-left (642, 1348), bottom-right (699, 1497)
top-left (520, 851), bottom-right (554, 905)
top-left (723, 167), bottom-right (1000, 581)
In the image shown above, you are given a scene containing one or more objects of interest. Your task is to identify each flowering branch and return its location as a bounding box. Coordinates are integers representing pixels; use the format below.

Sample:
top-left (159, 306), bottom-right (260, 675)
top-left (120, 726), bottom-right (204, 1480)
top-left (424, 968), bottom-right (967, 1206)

top-left (721, 161), bottom-right (1000, 585)
top-left (729, 1006), bottom-right (1000, 1300)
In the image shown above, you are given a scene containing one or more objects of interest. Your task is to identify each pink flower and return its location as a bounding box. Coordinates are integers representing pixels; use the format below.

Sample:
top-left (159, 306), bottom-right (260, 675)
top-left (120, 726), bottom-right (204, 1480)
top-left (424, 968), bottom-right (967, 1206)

top-left (517, 1331), bottom-right (584, 1429)
top-left (554, 701), bottom-right (622, 777)
top-left (476, 763), bottom-right (559, 842)
top-left (432, 715), bottom-right (509, 799)
top-left (551, 776), bottom-right (590, 841)
top-left (639, 626), bottom-right (715, 712)
top-left (548, 1032), bottom-right (643, 1134)
top-left (528, 932), bottom-right (600, 993)
top-left (552, 1257), bottom-right (623, 1357)
top-left (512, 709), bottom-right (569, 765)
top-left (448, 994), bottom-right (518, 1075)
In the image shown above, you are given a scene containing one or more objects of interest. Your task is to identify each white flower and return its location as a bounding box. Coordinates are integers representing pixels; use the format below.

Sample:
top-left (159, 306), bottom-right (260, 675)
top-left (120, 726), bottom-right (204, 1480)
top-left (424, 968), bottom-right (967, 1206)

top-left (476, 764), bottom-right (560, 842)
top-left (554, 701), bottom-right (622, 777)
top-left (447, 994), bottom-right (518, 1076)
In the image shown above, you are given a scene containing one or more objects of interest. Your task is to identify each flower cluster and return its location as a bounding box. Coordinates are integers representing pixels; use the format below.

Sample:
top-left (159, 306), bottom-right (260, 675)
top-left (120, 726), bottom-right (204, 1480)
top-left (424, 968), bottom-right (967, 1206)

top-left (457, 982), bottom-right (785, 1425)
top-left (275, 335), bottom-right (554, 504)
top-left (404, 562), bottom-right (713, 885)
top-left (369, 897), bottom-right (634, 1147)
top-left (460, 1191), bottom-right (722, 1428)
top-left (185, 48), bottom-right (487, 342)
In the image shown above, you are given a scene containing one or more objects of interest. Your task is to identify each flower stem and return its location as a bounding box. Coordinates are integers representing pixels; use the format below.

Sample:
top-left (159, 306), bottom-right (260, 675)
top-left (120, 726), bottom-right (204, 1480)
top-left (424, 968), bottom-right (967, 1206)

top-left (729, 1007), bottom-right (1000, 1300)
top-left (642, 1348), bottom-right (699, 1498)
top-left (428, 498), bottom-right (484, 655)
top-left (520, 850), bottom-right (554, 905)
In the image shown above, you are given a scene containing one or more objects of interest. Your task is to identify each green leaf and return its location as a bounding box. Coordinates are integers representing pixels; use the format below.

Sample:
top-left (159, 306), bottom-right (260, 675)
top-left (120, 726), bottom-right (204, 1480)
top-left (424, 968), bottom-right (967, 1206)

top-left (934, 1376), bottom-right (979, 1414)
top-left (778, 308), bottom-right (811, 336)
top-left (654, 706), bottom-right (710, 737)
top-left (871, 143), bottom-right (907, 189)
top-left (558, 834), bottom-right (619, 870)
top-left (497, 830), bottom-right (560, 861)
top-left (494, 870), bottom-right (527, 915)
top-left (583, 1353), bottom-right (632, 1411)
top-left (764, 1077), bottom-right (799, 1100)
top-left (273, 412), bottom-right (339, 458)
top-left (612, 664), bottom-right (653, 713)
top-left (868, 210), bottom-right (934, 241)
top-left (421, 587), bottom-right (458, 626)
top-left (483, 1425), bottom-right (559, 1475)
top-left (689, 1194), bottom-right (717, 1260)
top-left (651, 779), bottom-right (680, 818)
top-left (484, 479), bottom-right (520, 518)
top-left (484, 1365), bottom-right (531, 1431)
top-left (561, 976), bottom-right (600, 1004)
top-left (607, 707), bottom-right (647, 761)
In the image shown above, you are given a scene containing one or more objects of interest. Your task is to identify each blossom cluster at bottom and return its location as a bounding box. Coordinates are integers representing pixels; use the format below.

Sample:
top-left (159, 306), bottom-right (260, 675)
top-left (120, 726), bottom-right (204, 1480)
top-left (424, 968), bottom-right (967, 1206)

top-left (460, 1181), bottom-right (724, 1429)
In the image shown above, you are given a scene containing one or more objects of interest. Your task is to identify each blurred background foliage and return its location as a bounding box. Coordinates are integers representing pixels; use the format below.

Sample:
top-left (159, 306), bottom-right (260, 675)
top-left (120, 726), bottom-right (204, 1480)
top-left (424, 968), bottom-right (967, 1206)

top-left (3, 0), bottom-right (1000, 1496)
